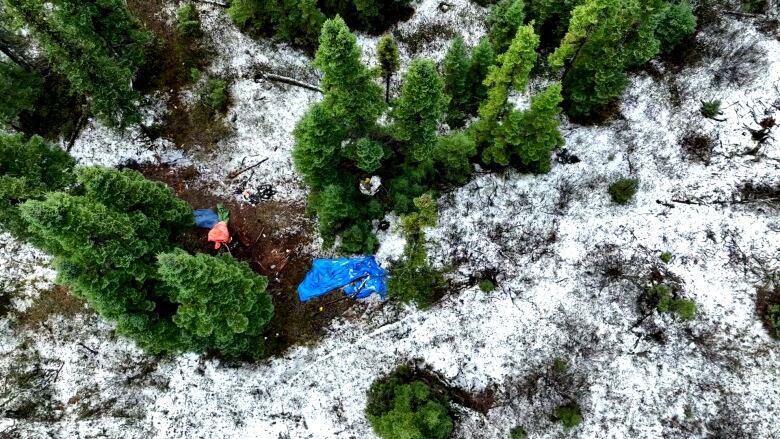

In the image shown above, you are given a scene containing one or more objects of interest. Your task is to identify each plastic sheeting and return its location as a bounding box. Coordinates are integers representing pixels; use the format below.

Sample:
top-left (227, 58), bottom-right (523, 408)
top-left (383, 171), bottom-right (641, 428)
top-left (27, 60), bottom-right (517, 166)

top-left (208, 221), bottom-right (231, 249)
top-left (298, 256), bottom-right (387, 302)
top-left (194, 209), bottom-right (220, 229)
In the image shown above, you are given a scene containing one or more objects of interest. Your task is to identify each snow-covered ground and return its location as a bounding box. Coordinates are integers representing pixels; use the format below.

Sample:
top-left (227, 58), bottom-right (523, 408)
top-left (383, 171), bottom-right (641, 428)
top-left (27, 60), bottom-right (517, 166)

top-left (2, 1), bottom-right (780, 438)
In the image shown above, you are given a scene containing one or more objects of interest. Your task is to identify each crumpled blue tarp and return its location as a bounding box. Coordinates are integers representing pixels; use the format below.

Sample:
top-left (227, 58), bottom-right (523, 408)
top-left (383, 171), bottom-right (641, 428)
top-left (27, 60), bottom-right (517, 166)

top-left (194, 209), bottom-right (219, 229)
top-left (298, 256), bottom-right (387, 302)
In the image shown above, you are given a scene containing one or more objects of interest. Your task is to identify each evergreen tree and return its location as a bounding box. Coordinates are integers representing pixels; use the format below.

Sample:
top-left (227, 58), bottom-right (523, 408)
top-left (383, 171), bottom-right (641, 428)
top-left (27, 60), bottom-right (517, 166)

top-left (0, 61), bottom-right (42, 128)
top-left (158, 249), bottom-right (274, 358)
top-left (655, 1), bottom-right (697, 54)
top-left (433, 131), bottom-right (476, 185)
top-left (465, 38), bottom-right (495, 116)
top-left (477, 24), bottom-right (539, 163)
top-left (392, 59), bottom-right (447, 162)
top-left (442, 36), bottom-right (470, 127)
top-left (292, 103), bottom-right (344, 189)
top-left (176, 2), bottom-right (202, 38)
top-left (5, 0), bottom-right (152, 127)
top-left (496, 82), bottom-right (565, 172)
top-left (487, 0), bottom-right (526, 54)
top-left (355, 137), bottom-right (384, 173)
top-left (377, 34), bottom-right (400, 103)
top-left (548, 0), bottom-right (665, 119)
top-left (19, 167), bottom-right (193, 353)
top-left (0, 133), bottom-right (74, 242)
top-left (316, 15), bottom-right (385, 137)
top-left (524, 0), bottom-right (582, 47)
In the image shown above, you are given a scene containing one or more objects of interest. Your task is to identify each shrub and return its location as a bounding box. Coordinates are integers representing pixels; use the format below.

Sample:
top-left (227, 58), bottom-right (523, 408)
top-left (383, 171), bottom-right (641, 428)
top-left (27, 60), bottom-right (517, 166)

top-left (157, 249), bottom-right (273, 358)
top-left (608, 178), bottom-right (638, 205)
top-left (366, 366), bottom-right (454, 439)
top-left (768, 303), bottom-right (780, 338)
top-left (655, 1), bottom-right (697, 54)
top-left (0, 134), bottom-right (75, 242)
top-left (700, 99), bottom-right (722, 119)
top-left (555, 403), bottom-right (583, 430)
top-left (509, 426), bottom-right (527, 439)
top-left (646, 284), bottom-right (697, 321)
top-left (479, 279), bottom-right (496, 292)
top-left (660, 252), bottom-right (673, 264)
top-left (203, 78), bottom-right (230, 113)
top-left (389, 194), bottom-right (447, 307)
top-left (176, 2), bottom-right (202, 37)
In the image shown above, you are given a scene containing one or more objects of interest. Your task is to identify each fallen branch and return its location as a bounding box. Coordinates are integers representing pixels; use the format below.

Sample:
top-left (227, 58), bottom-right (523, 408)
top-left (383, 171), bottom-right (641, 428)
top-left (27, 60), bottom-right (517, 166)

top-left (192, 0), bottom-right (228, 7)
top-left (260, 73), bottom-right (322, 93)
top-left (228, 157), bottom-right (268, 179)
top-left (721, 9), bottom-right (765, 19)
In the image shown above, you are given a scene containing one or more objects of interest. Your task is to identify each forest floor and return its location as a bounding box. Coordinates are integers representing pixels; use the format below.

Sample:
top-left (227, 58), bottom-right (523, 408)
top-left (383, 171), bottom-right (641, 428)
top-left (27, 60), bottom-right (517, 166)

top-left (1, 1), bottom-right (780, 438)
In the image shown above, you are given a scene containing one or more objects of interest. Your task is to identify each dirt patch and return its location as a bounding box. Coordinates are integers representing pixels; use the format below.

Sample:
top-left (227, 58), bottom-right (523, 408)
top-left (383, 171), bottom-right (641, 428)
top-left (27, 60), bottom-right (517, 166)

top-left (139, 164), bottom-right (359, 356)
top-left (680, 131), bottom-right (717, 164)
top-left (14, 286), bottom-right (87, 329)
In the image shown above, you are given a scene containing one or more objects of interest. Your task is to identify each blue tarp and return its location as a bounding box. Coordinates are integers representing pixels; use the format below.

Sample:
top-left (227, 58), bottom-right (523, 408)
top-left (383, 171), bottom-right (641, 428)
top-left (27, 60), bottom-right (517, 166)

top-left (298, 256), bottom-right (388, 302)
top-left (194, 209), bottom-right (220, 229)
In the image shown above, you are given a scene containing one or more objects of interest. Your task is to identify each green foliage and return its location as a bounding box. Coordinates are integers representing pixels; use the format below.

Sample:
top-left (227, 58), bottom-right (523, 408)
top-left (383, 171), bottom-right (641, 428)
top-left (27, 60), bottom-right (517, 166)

top-left (355, 137), bottom-right (384, 173)
top-left (366, 366), bottom-right (454, 439)
top-left (392, 59), bottom-right (447, 162)
top-left (464, 38), bottom-right (496, 116)
top-left (509, 426), bottom-right (527, 439)
top-left (316, 16), bottom-right (385, 137)
top-left (487, 0), bottom-right (526, 54)
top-left (524, 0), bottom-right (581, 47)
top-left (767, 303), bottom-right (780, 339)
top-left (655, 2), bottom-right (697, 54)
top-left (389, 194), bottom-right (447, 307)
top-left (646, 284), bottom-right (696, 321)
top-left (377, 34), bottom-right (400, 102)
top-left (228, 0), bottom-right (412, 50)
top-left (485, 82), bottom-right (564, 170)
top-left (479, 279), bottom-right (496, 292)
top-left (176, 2), bottom-right (202, 37)
top-left (442, 36), bottom-right (470, 127)
top-left (700, 99), bottom-right (722, 119)
top-left (549, 0), bottom-right (666, 119)
top-left (157, 249), bottom-right (273, 358)
top-left (478, 24), bottom-right (539, 132)
top-left (0, 61), bottom-right (42, 128)
top-left (202, 78), bottom-right (230, 113)
top-left (5, 0), bottom-right (152, 127)
top-left (293, 103), bottom-right (343, 189)
top-left (0, 134), bottom-right (74, 241)
top-left (433, 131), bottom-right (476, 185)
top-left (555, 403), bottom-right (583, 429)
top-left (608, 177), bottom-right (638, 205)
top-left (659, 252), bottom-right (673, 264)
top-left (553, 357), bottom-right (569, 373)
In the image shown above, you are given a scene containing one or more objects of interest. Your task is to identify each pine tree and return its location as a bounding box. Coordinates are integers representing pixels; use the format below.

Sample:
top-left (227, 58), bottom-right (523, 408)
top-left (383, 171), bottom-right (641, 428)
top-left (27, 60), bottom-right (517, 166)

top-left (0, 61), bottom-right (42, 128)
top-left (487, 0), bottom-right (526, 54)
top-left (465, 38), bottom-right (495, 116)
top-left (5, 0), bottom-right (152, 127)
top-left (655, 1), bottom-right (697, 54)
top-left (355, 137), bottom-right (384, 173)
top-left (158, 249), bottom-right (274, 358)
top-left (0, 133), bottom-right (74, 242)
top-left (548, 0), bottom-right (665, 119)
top-left (433, 131), bottom-right (476, 185)
top-left (19, 167), bottom-right (193, 353)
top-left (477, 24), bottom-right (540, 164)
top-left (377, 34), bottom-right (400, 103)
top-left (392, 59), bottom-right (447, 162)
top-left (442, 36), bottom-right (470, 127)
top-left (498, 82), bottom-right (565, 172)
top-left (315, 16), bottom-right (385, 136)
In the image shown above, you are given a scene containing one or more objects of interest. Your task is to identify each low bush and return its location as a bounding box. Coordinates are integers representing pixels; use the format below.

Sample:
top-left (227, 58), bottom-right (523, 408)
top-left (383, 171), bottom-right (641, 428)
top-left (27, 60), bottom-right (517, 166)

top-left (176, 2), bottom-right (202, 37)
top-left (202, 78), bottom-right (230, 114)
top-left (555, 403), bottom-right (583, 429)
top-left (646, 284), bottom-right (697, 321)
top-left (509, 425), bottom-right (527, 439)
top-left (768, 303), bottom-right (780, 338)
top-left (608, 178), bottom-right (639, 205)
top-left (660, 252), bottom-right (673, 264)
top-left (700, 100), bottom-right (722, 119)
top-left (479, 279), bottom-right (496, 293)
top-left (366, 365), bottom-right (454, 439)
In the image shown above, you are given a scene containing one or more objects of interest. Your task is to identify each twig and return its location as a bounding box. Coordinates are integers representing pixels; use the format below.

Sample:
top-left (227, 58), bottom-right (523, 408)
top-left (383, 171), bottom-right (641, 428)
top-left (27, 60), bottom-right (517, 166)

top-left (721, 9), bottom-right (765, 18)
top-left (227, 157), bottom-right (268, 179)
top-left (260, 73), bottom-right (323, 93)
top-left (192, 0), bottom-right (228, 7)
top-left (77, 342), bottom-right (98, 355)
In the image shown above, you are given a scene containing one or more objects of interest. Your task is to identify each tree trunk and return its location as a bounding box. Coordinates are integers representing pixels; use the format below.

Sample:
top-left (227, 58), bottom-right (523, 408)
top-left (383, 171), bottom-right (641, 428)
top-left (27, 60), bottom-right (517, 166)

top-left (385, 75), bottom-right (391, 103)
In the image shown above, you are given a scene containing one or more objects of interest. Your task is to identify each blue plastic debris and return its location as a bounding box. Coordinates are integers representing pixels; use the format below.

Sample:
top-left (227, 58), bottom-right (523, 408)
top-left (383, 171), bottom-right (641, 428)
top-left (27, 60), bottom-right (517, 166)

top-left (193, 209), bottom-right (220, 229)
top-left (298, 256), bottom-right (388, 302)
